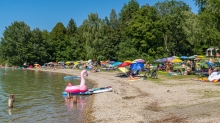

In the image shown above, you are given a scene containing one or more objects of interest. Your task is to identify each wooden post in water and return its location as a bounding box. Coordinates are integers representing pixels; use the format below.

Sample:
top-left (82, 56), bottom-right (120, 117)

top-left (67, 92), bottom-right (71, 99)
top-left (73, 96), bottom-right (77, 103)
top-left (8, 94), bottom-right (15, 108)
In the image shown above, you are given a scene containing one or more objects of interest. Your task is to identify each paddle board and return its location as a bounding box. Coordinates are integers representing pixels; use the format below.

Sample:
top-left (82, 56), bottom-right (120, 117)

top-left (63, 76), bottom-right (81, 80)
top-left (62, 86), bottom-right (112, 95)
top-left (92, 86), bottom-right (112, 94)
top-left (62, 91), bottom-right (93, 96)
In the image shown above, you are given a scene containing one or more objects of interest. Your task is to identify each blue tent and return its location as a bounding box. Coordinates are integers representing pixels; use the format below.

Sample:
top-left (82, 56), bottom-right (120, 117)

top-left (130, 62), bottom-right (144, 71)
top-left (180, 56), bottom-right (188, 59)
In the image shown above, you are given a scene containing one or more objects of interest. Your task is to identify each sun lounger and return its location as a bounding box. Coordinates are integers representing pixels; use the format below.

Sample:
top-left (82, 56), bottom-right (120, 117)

top-left (115, 67), bottom-right (129, 77)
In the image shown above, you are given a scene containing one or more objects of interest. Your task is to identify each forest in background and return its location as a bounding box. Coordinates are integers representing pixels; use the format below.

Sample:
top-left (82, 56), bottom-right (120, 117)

top-left (0, 0), bottom-right (220, 66)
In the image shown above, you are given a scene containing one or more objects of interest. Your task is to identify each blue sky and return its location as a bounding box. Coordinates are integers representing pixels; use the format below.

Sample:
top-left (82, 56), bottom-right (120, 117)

top-left (0, 0), bottom-right (198, 38)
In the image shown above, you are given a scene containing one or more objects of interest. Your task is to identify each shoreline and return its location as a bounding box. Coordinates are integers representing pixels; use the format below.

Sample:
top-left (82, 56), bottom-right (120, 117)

top-left (28, 68), bottom-right (220, 122)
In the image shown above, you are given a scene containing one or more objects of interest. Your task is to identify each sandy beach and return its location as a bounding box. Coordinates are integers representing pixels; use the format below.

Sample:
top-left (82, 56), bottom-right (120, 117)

top-left (30, 68), bottom-right (220, 123)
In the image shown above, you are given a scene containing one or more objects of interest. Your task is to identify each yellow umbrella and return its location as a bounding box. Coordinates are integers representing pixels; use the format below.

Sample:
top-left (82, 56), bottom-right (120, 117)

top-left (74, 62), bottom-right (79, 65)
top-left (124, 60), bottom-right (132, 64)
top-left (65, 61), bottom-right (71, 64)
top-left (171, 59), bottom-right (183, 63)
top-left (197, 55), bottom-right (204, 58)
top-left (118, 67), bottom-right (129, 73)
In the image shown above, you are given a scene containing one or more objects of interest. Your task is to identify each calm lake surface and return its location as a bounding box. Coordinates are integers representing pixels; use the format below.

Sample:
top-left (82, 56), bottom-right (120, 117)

top-left (0, 68), bottom-right (93, 122)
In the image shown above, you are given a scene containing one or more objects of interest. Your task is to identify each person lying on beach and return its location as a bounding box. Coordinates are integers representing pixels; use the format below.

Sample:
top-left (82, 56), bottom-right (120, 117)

top-left (92, 65), bottom-right (98, 72)
top-left (129, 74), bottom-right (140, 80)
top-left (128, 69), bottom-right (140, 80)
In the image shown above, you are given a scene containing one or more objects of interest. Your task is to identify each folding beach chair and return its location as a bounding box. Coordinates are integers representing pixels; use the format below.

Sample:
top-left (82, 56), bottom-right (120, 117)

top-left (115, 67), bottom-right (130, 77)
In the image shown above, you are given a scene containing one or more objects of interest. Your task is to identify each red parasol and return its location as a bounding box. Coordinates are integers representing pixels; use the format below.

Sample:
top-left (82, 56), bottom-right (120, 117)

top-left (118, 62), bottom-right (132, 68)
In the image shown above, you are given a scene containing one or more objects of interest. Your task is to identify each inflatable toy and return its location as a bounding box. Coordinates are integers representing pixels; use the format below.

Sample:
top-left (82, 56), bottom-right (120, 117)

top-left (212, 79), bottom-right (219, 83)
top-left (65, 70), bottom-right (88, 93)
top-left (62, 86), bottom-right (112, 96)
top-left (202, 78), bottom-right (208, 82)
top-left (208, 72), bottom-right (220, 82)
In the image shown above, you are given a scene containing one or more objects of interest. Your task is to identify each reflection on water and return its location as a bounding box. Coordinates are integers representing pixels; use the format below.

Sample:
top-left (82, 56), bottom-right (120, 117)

top-left (65, 96), bottom-right (88, 112)
top-left (8, 108), bottom-right (12, 115)
top-left (0, 68), bottom-right (93, 122)
top-left (64, 96), bottom-right (89, 122)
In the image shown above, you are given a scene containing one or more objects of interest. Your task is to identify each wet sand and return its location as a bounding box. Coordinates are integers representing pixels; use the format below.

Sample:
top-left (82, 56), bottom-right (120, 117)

top-left (29, 68), bottom-right (220, 123)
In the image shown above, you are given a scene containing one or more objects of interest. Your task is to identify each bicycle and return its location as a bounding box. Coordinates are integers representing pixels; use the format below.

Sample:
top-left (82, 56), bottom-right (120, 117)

top-left (143, 68), bottom-right (158, 78)
top-left (150, 68), bottom-right (158, 79)
top-left (144, 68), bottom-right (151, 78)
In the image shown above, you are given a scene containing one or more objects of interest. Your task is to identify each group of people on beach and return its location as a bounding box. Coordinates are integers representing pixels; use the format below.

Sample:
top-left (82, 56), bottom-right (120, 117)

top-left (181, 61), bottom-right (193, 75)
top-left (206, 58), bottom-right (219, 75)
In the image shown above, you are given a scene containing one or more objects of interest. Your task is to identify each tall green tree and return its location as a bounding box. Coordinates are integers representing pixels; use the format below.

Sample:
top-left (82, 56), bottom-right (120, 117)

top-left (116, 38), bottom-right (139, 61)
top-left (125, 4), bottom-right (164, 58)
top-left (197, 0), bottom-right (220, 49)
top-left (99, 9), bottom-right (121, 61)
top-left (154, 0), bottom-right (191, 56)
top-left (0, 21), bottom-right (31, 65)
top-left (117, 0), bottom-right (140, 60)
top-left (40, 30), bottom-right (51, 63)
top-left (73, 26), bottom-right (87, 60)
top-left (28, 28), bottom-right (51, 64)
top-left (194, 0), bottom-right (207, 12)
top-left (203, 0), bottom-right (220, 47)
top-left (49, 22), bottom-right (67, 61)
top-left (29, 28), bottom-right (43, 63)
top-left (118, 0), bottom-right (140, 30)
top-left (81, 13), bottom-right (103, 60)
top-left (67, 18), bottom-right (77, 37)
top-left (66, 18), bottom-right (79, 61)
top-left (181, 11), bottom-right (209, 55)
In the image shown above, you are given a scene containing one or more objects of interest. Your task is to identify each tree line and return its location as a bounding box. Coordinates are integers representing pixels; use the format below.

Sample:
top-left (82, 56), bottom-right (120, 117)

top-left (0, 0), bottom-right (219, 66)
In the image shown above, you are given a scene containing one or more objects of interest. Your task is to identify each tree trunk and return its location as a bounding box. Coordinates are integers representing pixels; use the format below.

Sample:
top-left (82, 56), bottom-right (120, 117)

top-left (164, 34), bottom-right (170, 55)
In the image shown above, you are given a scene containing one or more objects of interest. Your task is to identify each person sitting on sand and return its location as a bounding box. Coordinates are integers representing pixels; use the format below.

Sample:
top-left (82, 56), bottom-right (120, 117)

top-left (128, 69), bottom-right (140, 80)
top-left (92, 65), bottom-right (98, 72)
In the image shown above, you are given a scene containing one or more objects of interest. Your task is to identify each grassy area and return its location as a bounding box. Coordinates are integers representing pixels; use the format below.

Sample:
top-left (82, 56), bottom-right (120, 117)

top-left (158, 71), bottom-right (197, 79)
top-left (188, 89), bottom-right (220, 98)
top-left (137, 70), bottom-right (198, 86)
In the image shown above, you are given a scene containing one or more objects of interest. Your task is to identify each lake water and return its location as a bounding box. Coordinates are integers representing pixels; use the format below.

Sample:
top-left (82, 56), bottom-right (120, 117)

top-left (0, 68), bottom-right (93, 122)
